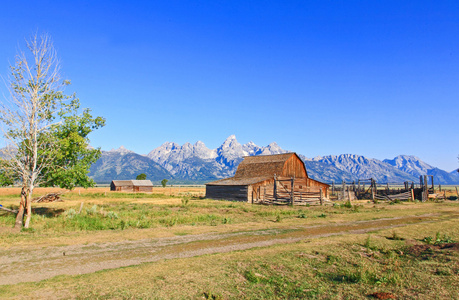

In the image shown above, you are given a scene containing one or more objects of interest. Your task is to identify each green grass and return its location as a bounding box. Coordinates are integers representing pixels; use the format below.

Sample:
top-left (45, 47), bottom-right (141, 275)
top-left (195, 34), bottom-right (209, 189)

top-left (1, 197), bottom-right (457, 237)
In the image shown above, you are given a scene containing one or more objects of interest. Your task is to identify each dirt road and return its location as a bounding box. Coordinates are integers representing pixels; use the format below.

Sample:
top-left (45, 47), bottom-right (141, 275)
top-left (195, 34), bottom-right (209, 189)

top-left (0, 214), bottom-right (437, 285)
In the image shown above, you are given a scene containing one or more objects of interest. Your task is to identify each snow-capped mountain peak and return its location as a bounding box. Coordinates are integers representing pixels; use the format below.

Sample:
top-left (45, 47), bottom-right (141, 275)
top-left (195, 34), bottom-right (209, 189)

top-left (383, 155), bottom-right (434, 177)
top-left (108, 145), bottom-right (134, 155)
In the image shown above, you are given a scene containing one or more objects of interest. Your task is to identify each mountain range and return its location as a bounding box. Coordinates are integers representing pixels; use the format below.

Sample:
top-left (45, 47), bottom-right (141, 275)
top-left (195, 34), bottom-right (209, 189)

top-left (88, 135), bottom-right (459, 185)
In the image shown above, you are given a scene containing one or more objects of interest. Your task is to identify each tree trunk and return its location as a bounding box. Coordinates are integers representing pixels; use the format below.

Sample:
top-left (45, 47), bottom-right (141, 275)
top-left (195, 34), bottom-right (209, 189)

top-left (24, 187), bottom-right (34, 228)
top-left (14, 187), bottom-right (27, 228)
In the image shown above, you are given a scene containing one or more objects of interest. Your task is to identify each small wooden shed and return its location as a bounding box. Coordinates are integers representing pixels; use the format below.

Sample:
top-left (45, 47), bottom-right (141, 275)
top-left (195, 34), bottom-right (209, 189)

top-left (110, 180), bottom-right (154, 192)
top-left (206, 153), bottom-right (329, 204)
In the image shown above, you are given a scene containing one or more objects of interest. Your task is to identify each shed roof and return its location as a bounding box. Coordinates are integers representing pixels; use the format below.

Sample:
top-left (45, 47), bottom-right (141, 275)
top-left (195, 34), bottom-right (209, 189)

top-left (111, 180), bottom-right (153, 187)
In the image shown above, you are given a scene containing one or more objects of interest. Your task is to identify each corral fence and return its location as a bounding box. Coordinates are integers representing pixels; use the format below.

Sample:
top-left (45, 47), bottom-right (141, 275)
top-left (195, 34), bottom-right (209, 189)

top-left (254, 175), bottom-right (330, 206)
top-left (329, 175), bottom-right (449, 202)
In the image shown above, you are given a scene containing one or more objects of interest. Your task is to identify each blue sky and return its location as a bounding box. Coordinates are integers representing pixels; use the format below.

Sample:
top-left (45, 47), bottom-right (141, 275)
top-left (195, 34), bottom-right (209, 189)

top-left (0, 1), bottom-right (458, 171)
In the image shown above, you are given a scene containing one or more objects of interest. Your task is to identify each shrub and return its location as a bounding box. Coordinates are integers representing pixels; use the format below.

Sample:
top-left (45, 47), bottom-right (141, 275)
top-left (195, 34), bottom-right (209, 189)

top-left (65, 208), bottom-right (77, 219)
top-left (86, 205), bottom-right (98, 215)
top-left (106, 211), bottom-right (119, 219)
top-left (342, 201), bottom-right (352, 208)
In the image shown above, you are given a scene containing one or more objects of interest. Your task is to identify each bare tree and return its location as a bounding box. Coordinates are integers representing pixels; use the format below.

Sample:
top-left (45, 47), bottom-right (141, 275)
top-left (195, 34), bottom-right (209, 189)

top-left (0, 34), bottom-right (79, 228)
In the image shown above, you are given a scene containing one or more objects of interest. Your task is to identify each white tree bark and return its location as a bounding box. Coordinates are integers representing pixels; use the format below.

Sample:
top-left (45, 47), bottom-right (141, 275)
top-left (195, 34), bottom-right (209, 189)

top-left (0, 34), bottom-right (70, 228)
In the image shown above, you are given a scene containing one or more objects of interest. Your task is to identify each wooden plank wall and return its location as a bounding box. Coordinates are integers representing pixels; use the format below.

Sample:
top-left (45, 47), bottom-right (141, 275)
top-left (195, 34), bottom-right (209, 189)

top-left (282, 156), bottom-right (308, 178)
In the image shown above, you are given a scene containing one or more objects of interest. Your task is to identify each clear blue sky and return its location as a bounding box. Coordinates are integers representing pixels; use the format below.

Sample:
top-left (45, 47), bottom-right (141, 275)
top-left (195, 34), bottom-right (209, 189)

top-left (0, 1), bottom-right (458, 171)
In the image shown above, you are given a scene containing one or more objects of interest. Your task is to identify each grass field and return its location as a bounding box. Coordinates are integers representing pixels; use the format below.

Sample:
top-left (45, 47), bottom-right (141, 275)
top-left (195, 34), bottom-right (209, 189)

top-left (0, 187), bottom-right (458, 299)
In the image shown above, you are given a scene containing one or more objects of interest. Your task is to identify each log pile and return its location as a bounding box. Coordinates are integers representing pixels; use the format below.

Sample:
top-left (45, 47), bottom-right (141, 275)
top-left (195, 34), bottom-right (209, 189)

top-left (32, 192), bottom-right (64, 203)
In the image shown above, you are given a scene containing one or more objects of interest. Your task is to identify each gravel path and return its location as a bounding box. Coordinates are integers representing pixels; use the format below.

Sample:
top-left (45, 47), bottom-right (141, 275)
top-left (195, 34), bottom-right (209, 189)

top-left (0, 215), bottom-right (435, 285)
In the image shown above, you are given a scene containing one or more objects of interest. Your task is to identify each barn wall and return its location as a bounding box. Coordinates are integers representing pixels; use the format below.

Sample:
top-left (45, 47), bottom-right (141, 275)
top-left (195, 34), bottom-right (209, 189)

top-left (250, 179), bottom-right (275, 201)
top-left (111, 184), bottom-right (153, 193)
top-left (118, 186), bottom-right (133, 192)
top-left (137, 186), bottom-right (153, 192)
top-left (206, 185), bottom-right (249, 202)
top-left (307, 179), bottom-right (329, 197)
top-left (282, 155), bottom-right (308, 178)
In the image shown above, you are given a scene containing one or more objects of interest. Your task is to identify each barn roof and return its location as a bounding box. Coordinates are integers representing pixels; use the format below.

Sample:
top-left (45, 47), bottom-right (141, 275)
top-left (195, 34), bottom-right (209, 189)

top-left (206, 153), bottom-right (308, 186)
top-left (234, 153), bottom-right (297, 178)
top-left (206, 176), bottom-right (272, 186)
top-left (111, 180), bottom-right (153, 187)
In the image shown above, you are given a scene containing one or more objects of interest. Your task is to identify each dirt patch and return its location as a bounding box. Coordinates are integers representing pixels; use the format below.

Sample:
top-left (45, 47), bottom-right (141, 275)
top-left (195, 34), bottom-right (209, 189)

top-left (440, 242), bottom-right (459, 251)
top-left (370, 292), bottom-right (396, 299)
top-left (405, 242), bottom-right (459, 257)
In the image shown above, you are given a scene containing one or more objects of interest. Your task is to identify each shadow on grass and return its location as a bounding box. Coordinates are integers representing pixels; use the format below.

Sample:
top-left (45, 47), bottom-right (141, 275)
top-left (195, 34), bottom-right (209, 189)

top-left (32, 207), bottom-right (65, 218)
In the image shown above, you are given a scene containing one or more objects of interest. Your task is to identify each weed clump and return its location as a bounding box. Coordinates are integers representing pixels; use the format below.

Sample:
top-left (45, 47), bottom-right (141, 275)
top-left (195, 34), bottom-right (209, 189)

top-left (422, 232), bottom-right (456, 245)
top-left (86, 205), bottom-right (98, 215)
top-left (106, 211), bottom-right (119, 219)
top-left (65, 208), bottom-right (77, 219)
top-left (181, 198), bottom-right (189, 206)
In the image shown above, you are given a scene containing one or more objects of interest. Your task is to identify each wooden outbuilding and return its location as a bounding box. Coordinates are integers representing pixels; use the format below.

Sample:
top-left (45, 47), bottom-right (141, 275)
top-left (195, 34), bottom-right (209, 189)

top-left (206, 153), bottom-right (329, 204)
top-left (110, 180), bottom-right (154, 192)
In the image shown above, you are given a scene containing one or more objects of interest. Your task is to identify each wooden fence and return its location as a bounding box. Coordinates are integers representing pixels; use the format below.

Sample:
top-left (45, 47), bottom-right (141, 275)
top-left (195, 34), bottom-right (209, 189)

top-left (254, 176), bottom-right (327, 206)
top-left (330, 175), bottom-right (452, 202)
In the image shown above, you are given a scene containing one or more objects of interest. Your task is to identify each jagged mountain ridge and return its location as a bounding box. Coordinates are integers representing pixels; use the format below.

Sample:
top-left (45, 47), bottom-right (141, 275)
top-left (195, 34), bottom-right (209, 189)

top-left (310, 154), bottom-right (417, 183)
top-left (146, 135), bottom-right (288, 180)
top-left (87, 136), bottom-right (459, 184)
top-left (384, 155), bottom-right (459, 184)
top-left (89, 149), bottom-right (171, 184)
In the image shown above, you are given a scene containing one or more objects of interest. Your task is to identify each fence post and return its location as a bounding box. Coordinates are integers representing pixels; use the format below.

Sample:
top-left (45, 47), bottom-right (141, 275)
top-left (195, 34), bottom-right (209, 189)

top-left (320, 188), bottom-right (323, 206)
top-left (371, 179), bottom-right (375, 203)
top-left (290, 177), bottom-right (295, 206)
top-left (347, 187), bottom-right (352, 205)
top-left (424, 175), bottom-right (428, 202)
top-left (332, 181), bottom-right (335, 196)
top-left (342, 180), bottom-right (345, 201)
top-left (411, 189), bottom-right (415, 202)
top-left (273, 174), bottom-right (277, 202)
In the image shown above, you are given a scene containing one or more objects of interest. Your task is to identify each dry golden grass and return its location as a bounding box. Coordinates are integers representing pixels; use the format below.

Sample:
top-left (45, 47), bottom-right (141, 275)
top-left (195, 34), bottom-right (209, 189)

top-left (1, 217), bottom-right (458, 299)
top-left (1, 187), bottom-right (458, 299)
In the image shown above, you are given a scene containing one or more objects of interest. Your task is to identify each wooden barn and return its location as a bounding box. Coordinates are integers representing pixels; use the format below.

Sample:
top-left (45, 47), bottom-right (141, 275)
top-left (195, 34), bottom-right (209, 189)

top-left (110, 180), bottom-right (154, 192)
top-left (206, 153), bottom-right (329, 205)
